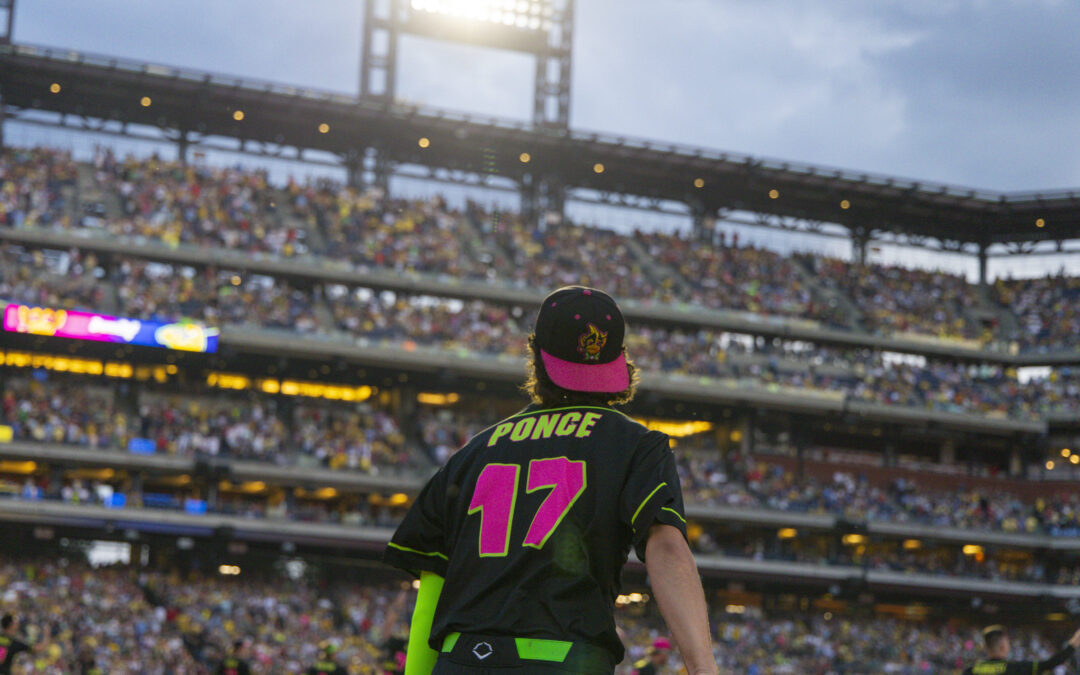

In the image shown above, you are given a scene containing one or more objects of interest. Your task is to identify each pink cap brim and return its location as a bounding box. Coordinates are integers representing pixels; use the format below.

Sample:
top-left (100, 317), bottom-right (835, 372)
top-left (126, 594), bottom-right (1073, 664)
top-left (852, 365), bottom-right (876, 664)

top-left (541, 349), bottom-right (629, 393)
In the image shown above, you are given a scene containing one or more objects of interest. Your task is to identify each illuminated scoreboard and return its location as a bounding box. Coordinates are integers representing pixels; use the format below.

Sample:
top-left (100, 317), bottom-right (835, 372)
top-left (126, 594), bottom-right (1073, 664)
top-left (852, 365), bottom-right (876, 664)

top-left (2, 303), bottom-right (220, 353)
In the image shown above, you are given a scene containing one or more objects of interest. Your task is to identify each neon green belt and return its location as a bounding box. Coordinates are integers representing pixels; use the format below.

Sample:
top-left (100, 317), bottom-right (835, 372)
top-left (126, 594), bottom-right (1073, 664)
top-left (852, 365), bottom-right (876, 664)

top-left (441, 632), bottom-right (573, 662)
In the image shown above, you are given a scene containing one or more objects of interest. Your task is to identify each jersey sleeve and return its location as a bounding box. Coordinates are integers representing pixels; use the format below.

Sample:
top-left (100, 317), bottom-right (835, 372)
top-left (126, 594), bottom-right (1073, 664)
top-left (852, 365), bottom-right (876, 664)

top-left (620, 430), bottom-right (688, 561)
top-left (1029, 644), bottom-right (1076, 673)
top-left (383, 467), bottom-right (450, 577)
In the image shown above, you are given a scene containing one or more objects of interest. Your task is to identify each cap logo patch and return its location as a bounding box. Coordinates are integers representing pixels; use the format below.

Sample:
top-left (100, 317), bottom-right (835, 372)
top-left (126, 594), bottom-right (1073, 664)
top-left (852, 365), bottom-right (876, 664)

top-left (577, 323), bottom-right (607, 361)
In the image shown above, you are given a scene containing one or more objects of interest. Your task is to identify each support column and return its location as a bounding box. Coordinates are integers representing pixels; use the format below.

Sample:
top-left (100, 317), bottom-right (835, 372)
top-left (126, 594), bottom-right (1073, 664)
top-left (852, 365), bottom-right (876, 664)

top-left (521, 174), bottom-right (566, 227)
top-left (1009, 447), bottom-right (1022, 478)
top-left (939, 439), bottom-right (956, 467)
top-left (360, 0), bottom-right (398, 103)
top-left (131, 471), bottom-right (145, 508)
top-left (690, 201), bottom-right (713, 242)
top-left (370, 146), bottom-right (393, 194)
top-left (520, 173), bottom-right (539, 227)
top-left (344, 149), bottom-right (364, 190)
top-left (977, 243), bottom-right (989, 286)
top-left (533, 0), bottom-right (574, 128)
top-left (176, 130), bottom-right (190, 164)
top-left (883, 442), bottom-right (896, 468)
top-left (0, 0), bottom-right (14, 44)
top-left (851, 227), bottom-right (869, 266)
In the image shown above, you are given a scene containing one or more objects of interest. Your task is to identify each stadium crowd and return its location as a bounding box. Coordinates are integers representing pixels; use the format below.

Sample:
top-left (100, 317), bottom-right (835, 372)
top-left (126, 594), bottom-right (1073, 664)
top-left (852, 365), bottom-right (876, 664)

top-left (4, 374), bottom-right (1080, 538)
top-left (0, 557), bottom-right (202, 673)
top-left (0, 377), bottom-right (426, 474)
top-left (690, 529), bottom-right (1080, 585)
top-left (7, 243), bottom-right (1080, 420)
top-left (88, 147), bottom-right (309, 257)
top-left (677, 452), bottom-right (1080, 537)
top-left (7, 145), bottom-right (1080, 355)
top-left (0, 147), bottom-right (76, 230)
top-left (0, 552), bottom-right (1074, 674)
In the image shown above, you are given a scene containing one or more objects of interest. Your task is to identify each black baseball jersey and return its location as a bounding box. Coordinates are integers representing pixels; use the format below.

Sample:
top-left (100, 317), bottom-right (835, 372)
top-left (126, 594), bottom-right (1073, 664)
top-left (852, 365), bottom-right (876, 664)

top-left (962, 645), bottom-right (1076, 675)
top-left (216, 656), bottom-right (252, 675)
top-left (384, 404), bottom-right (687, 663)
top-left (0, 635), bottom-right (31, 675)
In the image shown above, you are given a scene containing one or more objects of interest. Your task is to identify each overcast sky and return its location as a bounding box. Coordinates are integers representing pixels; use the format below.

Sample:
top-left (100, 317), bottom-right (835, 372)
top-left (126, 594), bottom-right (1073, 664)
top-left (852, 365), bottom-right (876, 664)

top-left (14, 0), bottom-right (1080, 192)
top-left (10, 0), bottom-right (1080, 276)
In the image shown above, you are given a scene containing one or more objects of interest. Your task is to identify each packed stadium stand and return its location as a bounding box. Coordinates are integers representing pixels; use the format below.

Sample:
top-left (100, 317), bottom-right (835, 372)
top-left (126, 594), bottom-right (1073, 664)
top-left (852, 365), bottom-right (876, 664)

top-left (2, 27), bottom-right (1080, 673)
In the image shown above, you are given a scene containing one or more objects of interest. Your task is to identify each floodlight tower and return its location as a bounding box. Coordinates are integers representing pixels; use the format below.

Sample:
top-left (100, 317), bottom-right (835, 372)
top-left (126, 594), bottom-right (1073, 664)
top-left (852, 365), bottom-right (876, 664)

top-left (0, 0), bottom-right (12, 44)
top-left (0, 0), bottom-right (14, 149)
top-left (360, 0), bottom-right (574, 217)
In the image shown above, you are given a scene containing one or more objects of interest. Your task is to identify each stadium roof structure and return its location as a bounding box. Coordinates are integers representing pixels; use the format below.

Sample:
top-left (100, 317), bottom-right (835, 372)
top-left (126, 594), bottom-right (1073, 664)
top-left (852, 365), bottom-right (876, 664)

top-left (2, 43), bottom-right (1080, 256)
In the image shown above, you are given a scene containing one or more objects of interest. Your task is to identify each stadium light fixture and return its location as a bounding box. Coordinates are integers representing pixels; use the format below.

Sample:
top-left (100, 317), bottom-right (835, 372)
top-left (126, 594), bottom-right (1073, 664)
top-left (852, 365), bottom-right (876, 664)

top-left (961, 545), bottom-right (983, 556)
top-left (693, 178), bottom-right (705, 189)
top-left (408, 0), bottom-right (553, 32)
top-left (418, 136), bottom-right (431, 148)
top-left (417, 392), bottom-right (461, 405)
top-left (1046, 460), bottom-right (1055, 470)
top-left (840, 199), bottom-right (851, 210)
top-left (49, 82), bottom-right (61, 94)
top-left (140, 96), bottom-right (152, 107)
top-left (519, 152), bottom-right (531, 163)
top-left (318, 123), bottom-right (330, 134)
top-left (592, 162), bottom-right (604, 174)
top-left (1062, 448), bottom-right (1071, 458)
top-left (1071, 454), bottom-right (1079, 465)
top-left (768, 189), bottom-right (780, 200)
top-left (1036, 218), bottom-right (1046, 228)
top-left (218, 564), bottom-right (241, 576)
top-left (232, 110), bottom-right (245, 121)
top-left (841, 534), bottom-right (866, 545)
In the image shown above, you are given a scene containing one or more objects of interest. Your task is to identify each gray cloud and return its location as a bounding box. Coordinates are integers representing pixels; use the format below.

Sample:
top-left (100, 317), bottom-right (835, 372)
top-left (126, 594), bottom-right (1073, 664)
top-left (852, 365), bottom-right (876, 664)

top-left (13, 0), bottom-right (1080, 190)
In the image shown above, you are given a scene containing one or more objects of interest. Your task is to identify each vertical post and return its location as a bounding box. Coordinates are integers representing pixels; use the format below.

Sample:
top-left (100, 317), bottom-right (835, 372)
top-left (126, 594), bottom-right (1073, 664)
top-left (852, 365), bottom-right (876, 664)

top-left (360, 0), bottom-right (398, 103)
top-left (851, 227), bottom-right (869, 266)
top-left (0, 85), bottom-right (6, 151)
top-left (344, 149), bottom-right (364, 190)
top-left (0, 0), bottom-right (14, 44)
top-left (939, 439), bottom-right (956, 467)
top-left (176, 130), bottom-right (190, 164)
top-left (690, 200), bottom-right (713, 242)
top-left (977, 242), bottom-right (988, 286)
top-left (533, 0), bottom-right (573, 128)
top-left (520, 173), bottom-right (538, 227)
top-left (366, 145), bottom-right (393, 194)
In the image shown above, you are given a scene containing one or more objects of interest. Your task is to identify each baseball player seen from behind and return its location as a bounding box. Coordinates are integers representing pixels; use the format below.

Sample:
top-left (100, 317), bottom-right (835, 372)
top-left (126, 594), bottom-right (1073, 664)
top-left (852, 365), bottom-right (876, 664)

top-left (384, 286), bottom-right (717, 675)
top-left (961, 624), bottom-right (1080, 674)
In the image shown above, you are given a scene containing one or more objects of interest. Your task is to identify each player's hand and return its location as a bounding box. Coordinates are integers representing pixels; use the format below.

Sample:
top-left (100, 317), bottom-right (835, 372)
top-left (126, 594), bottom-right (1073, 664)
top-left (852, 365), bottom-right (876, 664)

top-left (1068, 627), bottom-right (1080, 648)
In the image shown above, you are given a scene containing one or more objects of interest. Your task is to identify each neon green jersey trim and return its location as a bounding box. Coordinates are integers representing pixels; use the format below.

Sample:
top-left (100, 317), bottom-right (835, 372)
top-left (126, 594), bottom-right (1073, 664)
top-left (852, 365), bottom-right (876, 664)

top-left (631, 482), bottom-right (668, 529)
top-left (387, 541), bottom-right (448, 560)
top-left (441, 633), bottom-right (573, 662)
top-left (440, 632), bottom-right (460, 653)
top-left (515, 637), bottom-right (573, 662)
top-left (661, 506), bottom-right (686, 524)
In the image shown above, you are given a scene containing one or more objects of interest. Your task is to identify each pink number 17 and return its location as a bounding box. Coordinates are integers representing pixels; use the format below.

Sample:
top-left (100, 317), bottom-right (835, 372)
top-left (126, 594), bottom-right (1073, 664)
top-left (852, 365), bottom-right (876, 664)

top-left (468, 457), bottom-right (587, 557)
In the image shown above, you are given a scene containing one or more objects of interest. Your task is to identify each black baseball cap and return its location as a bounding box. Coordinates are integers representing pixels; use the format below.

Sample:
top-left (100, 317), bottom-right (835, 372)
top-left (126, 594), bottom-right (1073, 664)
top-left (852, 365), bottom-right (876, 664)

top-left (983, 625), bottom-right (1007, 646)
top-left (534, 286), bottom-right (628, 393)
